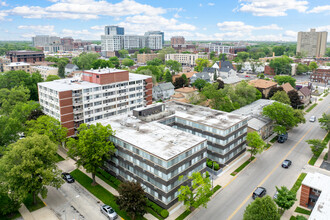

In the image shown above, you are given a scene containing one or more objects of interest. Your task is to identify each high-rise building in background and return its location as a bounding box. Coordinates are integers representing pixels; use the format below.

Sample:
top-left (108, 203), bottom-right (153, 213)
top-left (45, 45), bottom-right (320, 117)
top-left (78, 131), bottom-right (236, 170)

top-left (145, 31), bottom-right (164, 45)
top-left (104, 25), bottom-right (125, 36)
top-left (171, 36), bottom-right (185, 45)
top-left (101, 26), bottom-right (163, 52)
top-left (297, 29), bottom-right (328, 57)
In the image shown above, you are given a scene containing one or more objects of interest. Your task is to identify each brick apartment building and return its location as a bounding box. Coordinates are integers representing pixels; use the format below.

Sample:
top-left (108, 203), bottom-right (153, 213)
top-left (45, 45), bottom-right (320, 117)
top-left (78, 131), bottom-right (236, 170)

top-left (137, 53), bottom-right (158, 64)
top-left (38, 68), bottom-right (152, 136)
top-left (171, 36), bottom-right (185, 45)
top-left (6, 50), bottom-right (45, 63)
top-left (310, 66), bottom-right (330, 84)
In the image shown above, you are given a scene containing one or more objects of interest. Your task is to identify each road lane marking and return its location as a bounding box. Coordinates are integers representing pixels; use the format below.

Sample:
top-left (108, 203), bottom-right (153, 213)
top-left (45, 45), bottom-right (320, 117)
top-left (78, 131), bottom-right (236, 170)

top-left (227, 126), bottom-right (314, 220)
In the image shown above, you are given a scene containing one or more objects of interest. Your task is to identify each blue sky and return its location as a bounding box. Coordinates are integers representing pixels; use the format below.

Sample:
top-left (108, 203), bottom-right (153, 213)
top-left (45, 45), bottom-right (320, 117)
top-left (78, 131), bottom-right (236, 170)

top-left (0, 0), bottom-right (329, 41)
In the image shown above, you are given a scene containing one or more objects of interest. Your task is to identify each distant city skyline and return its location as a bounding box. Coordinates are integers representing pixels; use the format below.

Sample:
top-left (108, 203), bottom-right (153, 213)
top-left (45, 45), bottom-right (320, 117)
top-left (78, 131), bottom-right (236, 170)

top-left (0, 0), bottom-right (329, 41)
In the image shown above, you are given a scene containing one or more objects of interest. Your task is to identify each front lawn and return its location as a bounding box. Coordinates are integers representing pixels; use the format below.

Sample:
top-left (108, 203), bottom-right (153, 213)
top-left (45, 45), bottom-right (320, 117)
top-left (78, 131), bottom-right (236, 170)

top-left (295, 207), bottom-right (311, 215)
top-left (305, 103), bottom-right (317, 113)
top-left (23, 193), bottom-right (45, 212)
top-left (290, 173), bottom-right (307, 194)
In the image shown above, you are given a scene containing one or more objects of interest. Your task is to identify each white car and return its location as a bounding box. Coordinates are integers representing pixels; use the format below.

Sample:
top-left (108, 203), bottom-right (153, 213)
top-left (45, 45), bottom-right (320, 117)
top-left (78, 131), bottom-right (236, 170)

top-left (310, 116), bottom-right (316, 122)
top-left (100, 204), bottom-right (118, 220)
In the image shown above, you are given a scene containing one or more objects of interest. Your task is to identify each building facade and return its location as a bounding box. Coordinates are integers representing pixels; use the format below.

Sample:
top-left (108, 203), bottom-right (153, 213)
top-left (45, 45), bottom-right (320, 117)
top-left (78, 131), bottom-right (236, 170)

top-left (137, 53), bottom-right (159, 64)
top-left (31, 66), bottom-right (58, 80)
top-left (171, 36), bottom-right (185, 45)
top-left (37, 68), bottom-right (153, 136)
top-left (297, 29), bottom-right (328, 57)
top-left (6, 51), bottom-right (45, 63)
top-left (145, 31), bottom-right (164, 45)
top-left (3, 62), bottom-right (31, 73)
top-left (104, 25), bottom-right (125, 36)
top-left (146, 35), bottom-right (163, 50)
top-left (96, 102), bottom-right (247, 208)
top-left (165, 53), bottom-right (208, 66)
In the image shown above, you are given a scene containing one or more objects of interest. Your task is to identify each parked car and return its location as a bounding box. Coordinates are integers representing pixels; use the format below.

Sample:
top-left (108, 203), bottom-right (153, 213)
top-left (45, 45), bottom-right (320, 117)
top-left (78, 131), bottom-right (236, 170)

top-left (310, 116), bottom-right (316, 122)
top-left (281, 159), bottom-right (292, 168)
top-left (278, 132), bottom-right (288, 143)
top-left (61, 172), bottom-right (75, 183)
top-left (252, 187), bottom-right (267, 199)
top-left (100, 204), bottom-right (118, 220)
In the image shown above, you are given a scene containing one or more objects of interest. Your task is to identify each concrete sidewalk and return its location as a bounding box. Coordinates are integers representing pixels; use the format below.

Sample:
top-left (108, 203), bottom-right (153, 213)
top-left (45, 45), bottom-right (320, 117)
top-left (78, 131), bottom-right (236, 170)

top-left (18, 204), bottom-right (35, 220)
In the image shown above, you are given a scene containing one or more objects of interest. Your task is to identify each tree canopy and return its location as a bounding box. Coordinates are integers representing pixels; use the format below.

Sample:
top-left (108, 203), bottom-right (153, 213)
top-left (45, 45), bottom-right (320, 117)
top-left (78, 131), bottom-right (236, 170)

top-left (165, 60), bottom-right (182, 74)
top-left (91, 59), bottom-right (114, 69)
top-left (122, 58), bottom-right (134, 67)
top-left (237, 52), bottom-right (249, 62)
top-left (288, 90), bottom-right (303, 109)
top-left (116, 181), bottom-right (147, 220)
top-left (67, 123), bottom-right (116, 185)
top-left (194, 58), bottom-right (210, 72)
top-left (118, 49), bottom-right (129, 58)
top-left (246, 131), bottom-right (265, 159)
top-left (157, 47), bottom-right (176, 60)
top-left (269, 56), bottom-right (293, 75)
top-left (243, 196), bottom-right (280, 220)
top-left (72, 52), bottom-right (100, 70)
top-left (46, 75), bottom-right (61, 82)
top-left (0, 133), bottom-right (63, 204)
top-left (274, 75), bottom-right (296, 87)
top-left (178, 172), bottom-right (212, 211)
top-left (274, 186), bottom-right (296, 213)
top-left (146, 58), bottom-right (163, 66)
top-left (319, 113), bottom-right (330, 132)
top-left (270, 91), bottom-right (291, 105)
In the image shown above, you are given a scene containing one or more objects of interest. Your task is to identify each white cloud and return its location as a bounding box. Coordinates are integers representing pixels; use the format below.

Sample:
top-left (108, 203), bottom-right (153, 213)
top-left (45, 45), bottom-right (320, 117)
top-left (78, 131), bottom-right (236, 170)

top-left (284, 30), bottom-right (297, 38)
top-left (90, 25), bottom-right (104, 30)
top-left (208, 3), bottom-right (215, 6)
top-left (61, 28), bottom-right (103, 39)
top-left (308, 5), bottom-right (330, 14)
top-left (217, 21), bottom-right (282, 32)
top-left (199, 3), bottom-right (203, 7)
top-left (18, 25), bottom-right (55, 32)
top-left (315, 25), bottom-right (330, 32)
top-left (0, 11), bottom-right (7, 20)
top-left (237, 0), bottom-right (309, 16)
top-left (8, 0), bottom-right (166, 20)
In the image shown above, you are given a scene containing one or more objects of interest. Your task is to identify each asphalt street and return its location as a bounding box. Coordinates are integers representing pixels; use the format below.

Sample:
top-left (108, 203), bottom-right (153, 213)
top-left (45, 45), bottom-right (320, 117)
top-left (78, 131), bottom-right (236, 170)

top-left (190, 94), bottom-right (330, 220)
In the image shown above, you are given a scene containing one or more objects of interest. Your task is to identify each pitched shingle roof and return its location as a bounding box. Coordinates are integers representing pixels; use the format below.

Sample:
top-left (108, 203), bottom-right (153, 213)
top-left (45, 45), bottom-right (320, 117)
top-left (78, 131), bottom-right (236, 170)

top-left (249, 79), bottom-right (277, 89)
top-left (299, 86), bottom-right (311, 97)
top-left (281, 83), bottom-right (295, 93)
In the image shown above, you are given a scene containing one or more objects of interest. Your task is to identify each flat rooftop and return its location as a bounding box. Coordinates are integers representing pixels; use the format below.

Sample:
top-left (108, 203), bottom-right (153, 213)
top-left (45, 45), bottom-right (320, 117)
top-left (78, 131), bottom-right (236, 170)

top-left (85, 68), bottom-right (127, 75)
top-left (32, 66), bottom-right (58, 70)
top-left (6, 62), bottom-right (30, 67)
top-left (166, 101), bottom-right (247, 130)
top-left (38, 72), bottom-right (151, 92)
top-left (231, 99), bottom-right (275, 118)
top-left (94, 116), bottom-right (207, 161)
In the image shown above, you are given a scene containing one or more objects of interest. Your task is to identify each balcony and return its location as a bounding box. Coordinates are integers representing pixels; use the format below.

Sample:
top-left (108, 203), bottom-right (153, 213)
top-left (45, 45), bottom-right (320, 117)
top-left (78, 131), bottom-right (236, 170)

top-left (72, 101), bottom-right (82, 106)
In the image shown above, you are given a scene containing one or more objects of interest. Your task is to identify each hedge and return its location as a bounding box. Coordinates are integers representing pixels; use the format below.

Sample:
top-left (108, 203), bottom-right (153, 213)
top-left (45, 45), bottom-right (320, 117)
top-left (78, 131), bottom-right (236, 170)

top-left (294, 207), bottom-right (311, 215)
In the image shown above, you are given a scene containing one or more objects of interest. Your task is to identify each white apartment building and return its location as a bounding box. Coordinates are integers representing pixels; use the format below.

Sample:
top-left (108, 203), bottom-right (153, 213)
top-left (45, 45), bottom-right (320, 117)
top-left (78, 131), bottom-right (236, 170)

top-left (165, 53), bottom-right (209, 66)
top-left (124, 35), bottom-right (146, 50)
top-left (146, 35), bottom-right (163, 50)
top-left (101, 35), bottom-right (124, 51)
top-left (38, 68), bottom-right (153, 136)
top-left (3, 62), bottom-right (31, 73)
top-left (31, 66), bottom-right (59, 80)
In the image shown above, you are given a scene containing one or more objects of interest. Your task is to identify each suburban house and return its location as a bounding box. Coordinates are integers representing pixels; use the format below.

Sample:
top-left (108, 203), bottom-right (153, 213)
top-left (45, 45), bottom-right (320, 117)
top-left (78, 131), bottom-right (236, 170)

top-left (300, 172), bottom-right (330, 219)
top-left (152, 82), bottom-right (175, 101)
top-left (249, 79), bottom-right (278, 98)
top-left (190, 72), bottom-right (211, 84)
top-left (298, 86), bottom-right (312, 106)
top-left (65, 64), bottom-right (79, 76)
top-left (172, 71), bottom-right (197, 83)
top-left (231, 99), bottom-right (275, 140)
top-left (281, 82), bottom-right (295, 94)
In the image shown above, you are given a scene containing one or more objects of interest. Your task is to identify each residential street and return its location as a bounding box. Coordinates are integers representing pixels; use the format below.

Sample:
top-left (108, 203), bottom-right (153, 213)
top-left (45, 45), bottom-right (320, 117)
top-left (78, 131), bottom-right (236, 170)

top-left (189, 94), bottom-right (330, 220)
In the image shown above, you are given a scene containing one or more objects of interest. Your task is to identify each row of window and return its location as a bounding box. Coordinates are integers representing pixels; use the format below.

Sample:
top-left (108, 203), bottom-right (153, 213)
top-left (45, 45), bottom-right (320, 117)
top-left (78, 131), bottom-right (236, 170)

top-left (38, 86), bottom-right (58, 96)
top-left (82, 80), bottom-right (144, 93)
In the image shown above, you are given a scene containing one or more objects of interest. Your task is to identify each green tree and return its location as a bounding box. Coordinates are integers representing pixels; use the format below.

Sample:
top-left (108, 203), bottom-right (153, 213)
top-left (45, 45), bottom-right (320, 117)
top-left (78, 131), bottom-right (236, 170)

top-left (272, 46), bottom-right (285, 56)
top-left (194, 58), bottom-right (210, 72)
top-left (25, 115), bottom-right (68, 146)
top-left (109, 56), bottom-right (120, 68)
top-left (219, 53), bottom-right (227, 61)
top-left (146, 58), bottom-right (163, 66)
top-left (138, 69), bottom-right (157, 84)
top-left (309, 61), bottom-right (318, 72)
top-left (216, 79), bottom-right (224, 90)
top-left (274, 75), bottom-right (296, 87)
top-left (57, 58), bottom-right (69, 78)
top-left (269, 56), bottom-right (293, 75)
top-left (158, 47), bottom-right (176, 60)
top-left (72, 52), bottom-right (100, 70)
top-left (173, 76), bottom-right (185, 89)
top-left (270, 91), bottom-right (291, 105)
top-left (263, 102), bottom-right (305, 133)
top-left (246, 131), bottom-right (265, 159)
top-left (318, 113), bottom-right (330, 132)
top-left (296, 63), bottom-right (309, 75)
top-left (116, 181), bottom-right (147, 220)
top-left (202, 83), bottom-right (235, 112)
top-left (0, 85), bottom-right (30, 114)
top-left (0, 192), bottom-right (20, 216)
top-left (243, 196), bottom-right (280, 220)
top-left (181, 74), bottom-right (189, 86)
top-left (237, 52), bottom-right (249, 62)
top-left (274, 186), bottom-right (297, 214)
top-left (193, 78), bottom-right (208, 91)
top-left (67, 123), bottom-right (116, 185)
top-left (326, 48), bottom-right (330, 57)
top-left (288, 90), bottom-right (303, 109)
top-left (306, 139), bottom-right (326, 157)
top-left (118, 49), bottom-right (129, 58)
top-left (178, 172), bottom-right (212, 211)
top-left (165, 60), bottom-right (182, 74)
top-left (137, 65), bottom-right (164, 81)
top-left (267, 87), bottom-right (283, 99)
top-left (91, 59), bottom-right (114, 69)
top-left (164, 70), bottom-right (172, 83)
top-left (46, 75), bottom-right (61, 81)
top-left (122, 58), bottom-right (134, 67)
top-left (0, 133), bottom-right (63, 204)
top-left (139, 47), bottom-right (151, 54)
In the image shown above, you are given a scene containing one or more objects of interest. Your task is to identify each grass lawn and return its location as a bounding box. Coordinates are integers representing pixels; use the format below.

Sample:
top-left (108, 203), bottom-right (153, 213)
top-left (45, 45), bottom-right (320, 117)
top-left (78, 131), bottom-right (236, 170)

top-left (290, 173), bottom-right (307, 194)
top-left (55, 153), bottom-right (65, 162)
top-left (305, 103), bottom-right (317, 113)
top-left (308, 156), bottom-right (318, 165)
top-left (270, 136), bottom-right (278, 143)
top-left (319, 98), bottom-right (323, 101)
top-left (264, 143), bottom-right (271, 150)
top-left (230, 157), bottom-right (255, 176)
top-left (23, 193), bottom-right (45, 212)
top-left (295, 207), bottom-right (311, 215)
top-left (70, 169), bottom-right (145, 220)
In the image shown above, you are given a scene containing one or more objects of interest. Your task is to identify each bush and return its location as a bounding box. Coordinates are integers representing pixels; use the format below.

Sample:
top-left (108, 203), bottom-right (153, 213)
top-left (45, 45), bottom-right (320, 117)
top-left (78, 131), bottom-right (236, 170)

top-left (147, 200), bottom-right (164, 217)
top-left (207, 160), bottom-right (213, 168)
top-left (213, 162), bottom-right (220, 170)
top-left (213, 185), bottom-right (221, 192)
top-left (294, 207), bottom-right (311, 215)
top-left (161, 209), bottom-right (169, 218)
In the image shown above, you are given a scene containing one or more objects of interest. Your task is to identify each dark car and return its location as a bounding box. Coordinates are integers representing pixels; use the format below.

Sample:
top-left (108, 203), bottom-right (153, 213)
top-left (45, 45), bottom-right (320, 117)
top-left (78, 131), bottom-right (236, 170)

top-left (100, 204), bottom-right (118, 220)
top-left (282, 159), bottom-right (292, 168)
top-left (252, 187), bottom-right (267, 199)
top-left (61, 172), bottom-right (75, 183)
top-left (278, 132), bottom-right (288, 143)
